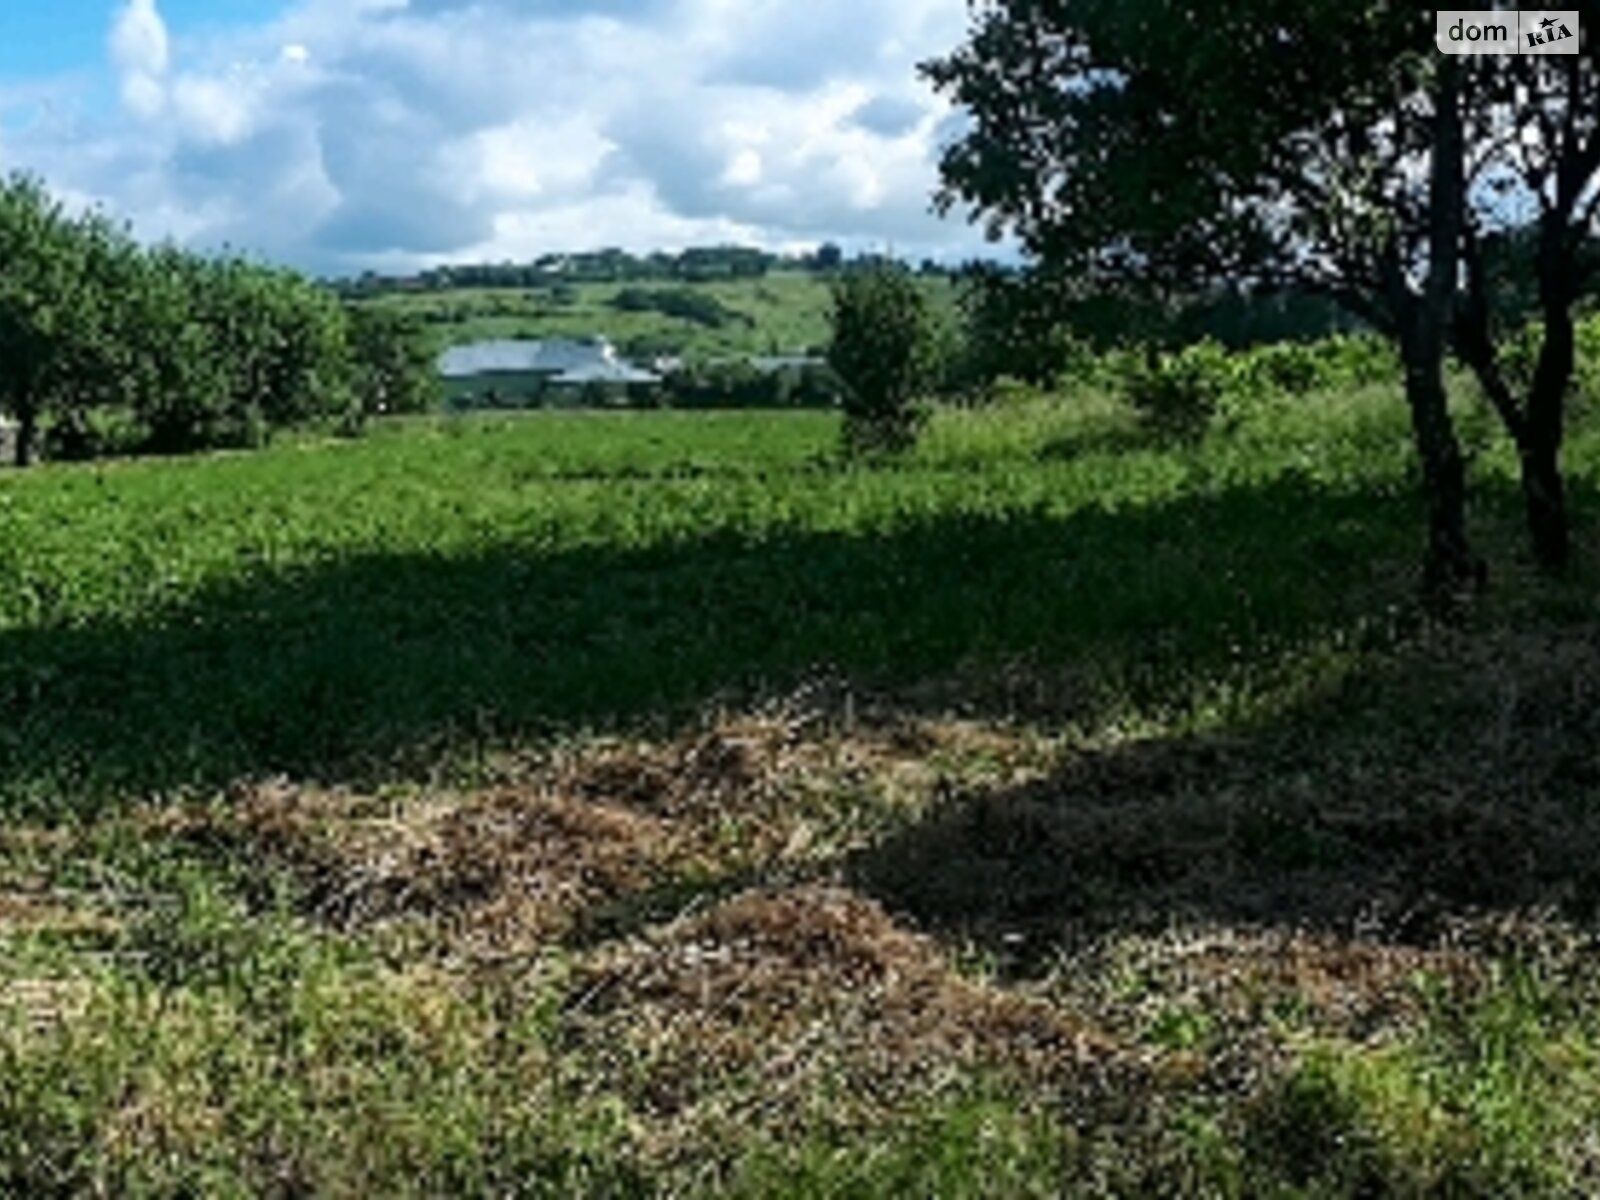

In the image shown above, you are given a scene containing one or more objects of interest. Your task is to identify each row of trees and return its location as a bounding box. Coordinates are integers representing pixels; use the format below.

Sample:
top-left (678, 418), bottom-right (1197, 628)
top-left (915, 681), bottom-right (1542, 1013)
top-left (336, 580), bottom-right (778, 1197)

top-left (0, 174), bottom-right (437, 467)
top-left (333, 244), bottom-right (956, 298)
top-left (926, 2), bottom-right (1600, 587)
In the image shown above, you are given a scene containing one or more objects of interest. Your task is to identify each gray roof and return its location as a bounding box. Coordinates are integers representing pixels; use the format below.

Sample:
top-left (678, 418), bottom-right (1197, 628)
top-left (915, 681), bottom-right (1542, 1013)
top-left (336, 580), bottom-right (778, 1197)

top-left (438, 338), bottom-right (658, 382)
top-left (551, 362), bottom-right (661, 385)
top-left (751, 355), bottom-right (827, 373)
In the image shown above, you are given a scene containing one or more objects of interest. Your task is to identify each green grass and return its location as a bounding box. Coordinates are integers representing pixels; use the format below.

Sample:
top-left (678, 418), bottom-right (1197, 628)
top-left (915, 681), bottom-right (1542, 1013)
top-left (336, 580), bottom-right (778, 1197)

top-left (8, 381), bottom-right (1600, 1194)
top-left (0, 390), bottom-right (1431, 814)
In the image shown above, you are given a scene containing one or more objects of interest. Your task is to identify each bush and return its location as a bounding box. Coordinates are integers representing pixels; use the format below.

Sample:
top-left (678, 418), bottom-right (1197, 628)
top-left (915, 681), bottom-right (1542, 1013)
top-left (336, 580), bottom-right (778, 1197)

top-left (949, 265), bottom-right (1085, 396)
top-left (1499, 317), bottom-right (1600, 414)
top-left (1236, 342), bottom-right (1323, 396)
top-left (347, 307), bottom-right (440, 418)
top-left (1115, 341), bottom-right (1230, 439)
top-left (829, 264), bottom-right (935, 454)
top-left (610, 286), bottom-right (737, 328)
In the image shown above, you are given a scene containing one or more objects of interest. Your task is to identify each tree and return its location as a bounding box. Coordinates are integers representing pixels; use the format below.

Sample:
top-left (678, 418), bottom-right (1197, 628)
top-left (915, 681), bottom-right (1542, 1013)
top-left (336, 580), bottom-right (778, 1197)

top-left (181, 257), bottom-right (358, 443)
top-left (828, 263), bottom-right (934, 453)
top-left (924, 4), bottom-right (1485, 591)
top-left (347, 307), bottom-right (440, 418)
top-left (115, 244), bottom-right (234, 453)
top-left (950, 264), bottom-right (1084, 392)
top-left (0, 175), bottom-right (124, 466)
top-left (1446, 45), bottom-right (1600, 570)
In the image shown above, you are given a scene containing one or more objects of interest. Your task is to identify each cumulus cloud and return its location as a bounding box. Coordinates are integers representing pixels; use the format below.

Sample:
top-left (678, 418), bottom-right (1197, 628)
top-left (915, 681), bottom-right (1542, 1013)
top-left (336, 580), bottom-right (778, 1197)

top-left (110, 0), bottom-right (170, 117)
top-left (3, 0), bottom-right (988, 272)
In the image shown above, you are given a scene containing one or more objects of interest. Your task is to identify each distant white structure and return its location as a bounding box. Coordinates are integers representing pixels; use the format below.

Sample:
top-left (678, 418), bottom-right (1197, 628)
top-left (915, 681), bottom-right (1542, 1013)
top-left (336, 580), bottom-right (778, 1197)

top-left (751, 355), bottom-right (827, 373)
top-left (438, 337), bottom-right (661, 388)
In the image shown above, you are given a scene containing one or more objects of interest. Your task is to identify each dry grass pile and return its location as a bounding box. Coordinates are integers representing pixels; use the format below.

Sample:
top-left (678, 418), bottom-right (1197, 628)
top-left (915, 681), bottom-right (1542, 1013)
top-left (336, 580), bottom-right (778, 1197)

top-left (192, 781), bottom-right (678, 954)
top-left (561, 884), bottom-right (1126, 1144)
top-left (179, 707), bottom-right (1054, 961)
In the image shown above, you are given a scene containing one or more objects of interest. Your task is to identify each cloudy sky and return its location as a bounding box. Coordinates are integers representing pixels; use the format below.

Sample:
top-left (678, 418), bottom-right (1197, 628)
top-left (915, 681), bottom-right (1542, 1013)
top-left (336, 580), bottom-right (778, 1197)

top-left (0, 0), bottom-right (987, 275)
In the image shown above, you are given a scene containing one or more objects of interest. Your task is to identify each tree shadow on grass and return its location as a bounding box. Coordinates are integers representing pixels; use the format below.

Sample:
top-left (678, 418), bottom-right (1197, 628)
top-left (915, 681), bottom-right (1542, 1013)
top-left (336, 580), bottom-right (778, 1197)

top-left (0, 473), bottom-right (1435, 817)
top-left (849, 613), bottom-right (1600, 973)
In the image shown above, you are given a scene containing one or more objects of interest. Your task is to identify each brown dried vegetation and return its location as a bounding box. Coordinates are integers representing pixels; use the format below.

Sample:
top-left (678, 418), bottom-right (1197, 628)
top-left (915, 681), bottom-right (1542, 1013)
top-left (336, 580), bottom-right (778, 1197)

top-left (563, 885), bottom-right (1126, 1131)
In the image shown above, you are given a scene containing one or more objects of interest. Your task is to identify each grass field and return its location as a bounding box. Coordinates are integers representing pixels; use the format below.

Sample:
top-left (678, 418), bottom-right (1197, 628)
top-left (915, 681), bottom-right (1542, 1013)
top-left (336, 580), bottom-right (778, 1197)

top-left (360, 269), bottom-right (954, 361)
top-left (7, 382), bottom-right (1600, 1194)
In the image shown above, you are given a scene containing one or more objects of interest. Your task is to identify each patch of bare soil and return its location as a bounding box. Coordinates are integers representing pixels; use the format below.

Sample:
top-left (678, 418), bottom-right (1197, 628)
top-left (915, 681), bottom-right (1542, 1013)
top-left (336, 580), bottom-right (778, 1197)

top-left (561, 885), bottom-right (1128, 1144)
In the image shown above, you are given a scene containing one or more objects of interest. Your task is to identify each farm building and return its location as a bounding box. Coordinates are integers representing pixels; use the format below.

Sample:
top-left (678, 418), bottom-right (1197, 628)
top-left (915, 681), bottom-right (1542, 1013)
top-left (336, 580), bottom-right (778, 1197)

top-left (438, 337), bottom-right (660, 407)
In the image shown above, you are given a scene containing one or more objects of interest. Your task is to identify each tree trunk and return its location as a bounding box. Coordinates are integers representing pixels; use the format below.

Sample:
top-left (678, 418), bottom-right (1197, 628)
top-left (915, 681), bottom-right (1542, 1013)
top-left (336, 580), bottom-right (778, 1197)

top-left (1455, 230), bottom-right (1576, 574)
top-left (1403, 346), bottom-right (1481, 594)
top-left (1521, 229), bottom-right (1578, 573)
top-left (13, 407), bottom-right (36, 468)
top-left (1520, 438), bottom-right (1568, 570)
top-left (1404, 55), bottom-right (1483, 599)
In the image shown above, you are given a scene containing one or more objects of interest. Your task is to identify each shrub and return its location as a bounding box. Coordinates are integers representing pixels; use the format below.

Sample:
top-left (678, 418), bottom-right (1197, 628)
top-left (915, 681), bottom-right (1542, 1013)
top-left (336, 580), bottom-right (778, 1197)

top-left (1237, 342), bottom-right (1323, 396)
top-left (1115, 341), bottom-right (1231, 439)
top-left (611, 286), bottom-right (736, 328)
top-left (347, 307), bottom-right (440, 417)
top-left (829, 263), bottom-right (935, 454)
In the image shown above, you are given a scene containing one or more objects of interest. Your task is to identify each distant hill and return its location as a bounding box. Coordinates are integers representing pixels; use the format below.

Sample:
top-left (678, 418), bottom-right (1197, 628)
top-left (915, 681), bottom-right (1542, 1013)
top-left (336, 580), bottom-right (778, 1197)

top-left (357, 269), bottom-right (956, 366)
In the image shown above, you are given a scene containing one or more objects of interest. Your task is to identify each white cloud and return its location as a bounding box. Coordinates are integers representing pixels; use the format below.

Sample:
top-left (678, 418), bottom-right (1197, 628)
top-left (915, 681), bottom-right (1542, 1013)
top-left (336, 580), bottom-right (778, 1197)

top-left (110, 0), bottom-right (171, 118)
top-left (3, 0), bottom-right (990, 272)
top-left (170, 76), bottom-right (257, 144)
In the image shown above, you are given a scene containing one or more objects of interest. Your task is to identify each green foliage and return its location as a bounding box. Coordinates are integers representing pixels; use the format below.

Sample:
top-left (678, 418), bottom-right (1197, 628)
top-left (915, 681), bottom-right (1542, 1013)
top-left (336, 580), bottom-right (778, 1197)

top-left (0, 919), bottom-right (643, 1196)
top-left (1106, 334), bottom-right (1403, 439)
top-left (347, 306), bottom-right (441, 418)
top-left (0, 380), bottom-right (1440, 813)
top-left (1115, 343), bottom-right (1229, 440)
top-left (829, 264), bottom-right (935, 453)
top-left (343, 243), bottom-right (784, 293)
top-left (362, 269), bottom-right (906, 367)
top-left (725, 1093), bottom-right (1067, 1198)
top-left (923, 2), bottom-right (1426, 300)
top-left (1495, 315), bottom-right (1600, 415)
top-left (0, 173), bottom-right (415, 463)
top-left (611, 286), bottom-right (742, 329)
top-left (662, 361), bottom-right (841, 410)
top-left (947, 266), bottom-right (1085, 395)
top-left (0, 174), bottom-right (131, 466)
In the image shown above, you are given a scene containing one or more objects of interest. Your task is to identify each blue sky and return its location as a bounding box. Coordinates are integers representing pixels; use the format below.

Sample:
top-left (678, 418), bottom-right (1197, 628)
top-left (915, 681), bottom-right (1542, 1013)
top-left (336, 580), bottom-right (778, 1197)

top-left (0, 3), bottom-right (280, 78)
top-left (0, 1), bottom-right (984, 274)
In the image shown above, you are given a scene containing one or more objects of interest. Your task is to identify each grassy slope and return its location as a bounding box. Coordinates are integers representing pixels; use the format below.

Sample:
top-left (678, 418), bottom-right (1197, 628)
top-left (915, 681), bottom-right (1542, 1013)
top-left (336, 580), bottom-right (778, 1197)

top-left (361, 269), bottom-right (954, 361)
top-left (5, 386), bottom-right (1600, 1193)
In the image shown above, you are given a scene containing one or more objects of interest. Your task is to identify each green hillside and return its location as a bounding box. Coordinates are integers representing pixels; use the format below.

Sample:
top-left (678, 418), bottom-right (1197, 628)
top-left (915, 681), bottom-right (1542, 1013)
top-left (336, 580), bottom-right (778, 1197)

top-left (360, 269), bottom-right (956, 363)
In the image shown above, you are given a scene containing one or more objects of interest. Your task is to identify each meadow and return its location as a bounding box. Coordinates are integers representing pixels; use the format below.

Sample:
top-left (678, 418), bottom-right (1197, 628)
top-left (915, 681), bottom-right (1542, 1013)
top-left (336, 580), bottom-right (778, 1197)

top-left (7, 380), bottom-right (1600, 1194)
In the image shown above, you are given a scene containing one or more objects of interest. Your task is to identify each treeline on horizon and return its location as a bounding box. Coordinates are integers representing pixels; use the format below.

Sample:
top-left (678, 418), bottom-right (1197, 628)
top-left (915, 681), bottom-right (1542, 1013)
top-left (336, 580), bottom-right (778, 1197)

top-left (332, 242), bottom-right (863, 293)
top-left (0, 174), bottom-right (439, 468)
